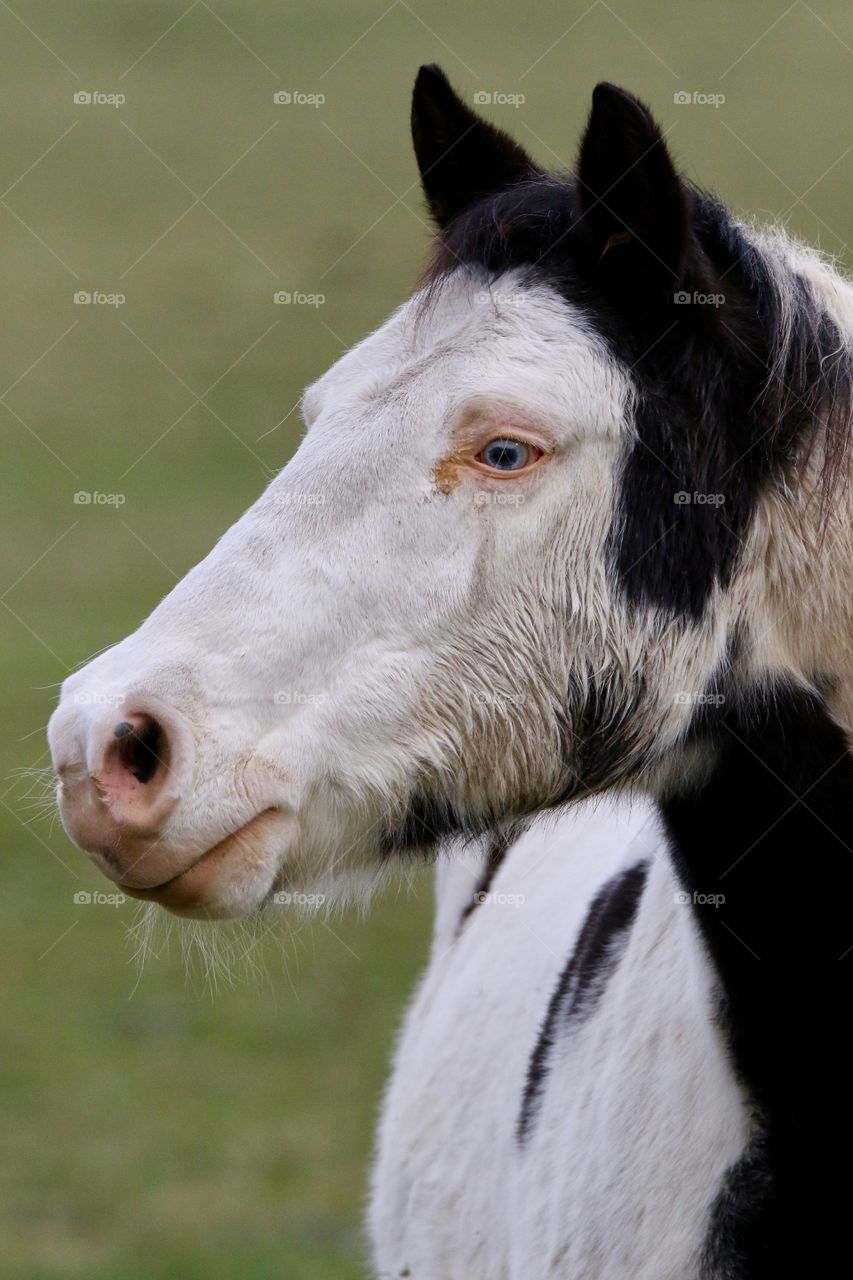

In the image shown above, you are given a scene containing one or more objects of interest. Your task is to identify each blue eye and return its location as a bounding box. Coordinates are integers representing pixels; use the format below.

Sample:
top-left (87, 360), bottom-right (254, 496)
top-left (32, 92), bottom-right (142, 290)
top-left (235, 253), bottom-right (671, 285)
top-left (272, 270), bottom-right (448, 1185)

top-left (479, 438), bottom-right (533, 471)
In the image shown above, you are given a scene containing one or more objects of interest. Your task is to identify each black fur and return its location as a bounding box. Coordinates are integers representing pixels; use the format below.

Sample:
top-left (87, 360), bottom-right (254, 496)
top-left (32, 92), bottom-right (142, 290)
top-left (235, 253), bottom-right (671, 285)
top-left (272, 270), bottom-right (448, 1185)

top-left (517, 859), bottom-right (648, 1143)
top-left (411, 64), bottom-right (538, 227)
top-left (700, 1138), bottom-right (773, 1280)
top-left (380, 793), bottom-right (491, 857)
top-left (661, 684), bottom-right (853, 1276)
top-left (414, 69), bottom-right (852, 620)
top-left (558, 670), bottom-right (651, 794)
top-left (457, 828), bottom-right (518, 930)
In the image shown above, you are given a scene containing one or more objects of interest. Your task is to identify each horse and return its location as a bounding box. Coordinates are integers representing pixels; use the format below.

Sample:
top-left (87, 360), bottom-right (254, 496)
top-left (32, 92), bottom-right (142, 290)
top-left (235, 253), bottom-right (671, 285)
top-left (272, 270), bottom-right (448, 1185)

top-left (49, 65), bottom-right (853, 1277)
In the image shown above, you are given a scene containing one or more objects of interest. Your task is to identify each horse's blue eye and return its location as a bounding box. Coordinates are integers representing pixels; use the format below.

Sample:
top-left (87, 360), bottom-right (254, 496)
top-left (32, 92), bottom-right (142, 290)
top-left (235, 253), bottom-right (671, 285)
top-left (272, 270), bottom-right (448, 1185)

top-left (479, 438), bottom-right (532, 471)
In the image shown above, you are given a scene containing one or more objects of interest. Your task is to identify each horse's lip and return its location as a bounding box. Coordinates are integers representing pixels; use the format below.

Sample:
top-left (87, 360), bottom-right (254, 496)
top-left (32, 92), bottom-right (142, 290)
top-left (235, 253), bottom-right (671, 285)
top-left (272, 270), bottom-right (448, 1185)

top-left (118, 808), bottom-right (280, 907)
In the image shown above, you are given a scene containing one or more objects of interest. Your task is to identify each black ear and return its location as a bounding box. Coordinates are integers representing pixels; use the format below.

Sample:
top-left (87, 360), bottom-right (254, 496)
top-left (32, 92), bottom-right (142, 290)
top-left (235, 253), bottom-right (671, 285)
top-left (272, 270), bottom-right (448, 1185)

top-left (411, 64), bottom-right (538, 227)
top-left (577, 83), bottom-right (689, 287)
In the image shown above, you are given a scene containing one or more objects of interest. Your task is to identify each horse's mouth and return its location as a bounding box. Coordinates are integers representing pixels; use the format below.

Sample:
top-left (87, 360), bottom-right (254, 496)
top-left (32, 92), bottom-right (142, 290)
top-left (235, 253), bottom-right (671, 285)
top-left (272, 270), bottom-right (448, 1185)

top-left (119, 808), bottom-right (281, 916)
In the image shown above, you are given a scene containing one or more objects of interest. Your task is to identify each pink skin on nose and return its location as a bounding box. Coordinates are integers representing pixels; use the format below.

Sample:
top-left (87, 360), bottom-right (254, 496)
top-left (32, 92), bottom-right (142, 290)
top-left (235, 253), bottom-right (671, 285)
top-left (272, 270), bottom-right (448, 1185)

top-left (53, 693), bottom-right (285, 912)
top-left (94, 713), bottom-right (174, 828)
top-left (53, 698), bottom-right (199, 888)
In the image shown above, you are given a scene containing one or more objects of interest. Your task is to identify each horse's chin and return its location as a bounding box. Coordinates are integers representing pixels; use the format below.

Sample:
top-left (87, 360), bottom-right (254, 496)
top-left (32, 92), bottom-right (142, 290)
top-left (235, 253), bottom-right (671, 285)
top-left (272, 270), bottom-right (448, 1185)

top-left (119, 808), bottom-right (286, 919)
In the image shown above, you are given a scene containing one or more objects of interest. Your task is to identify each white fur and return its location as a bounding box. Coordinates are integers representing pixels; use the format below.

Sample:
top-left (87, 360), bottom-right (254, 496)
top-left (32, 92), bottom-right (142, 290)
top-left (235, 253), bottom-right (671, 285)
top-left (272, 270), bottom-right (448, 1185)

top-left (371, 798), bottom-right (749, 1279)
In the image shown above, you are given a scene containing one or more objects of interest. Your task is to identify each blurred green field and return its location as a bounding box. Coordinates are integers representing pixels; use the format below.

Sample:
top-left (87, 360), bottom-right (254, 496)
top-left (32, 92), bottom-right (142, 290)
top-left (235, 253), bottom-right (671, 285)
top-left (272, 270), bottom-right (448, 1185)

top-left (1, 2), bottom-right (851, 1276)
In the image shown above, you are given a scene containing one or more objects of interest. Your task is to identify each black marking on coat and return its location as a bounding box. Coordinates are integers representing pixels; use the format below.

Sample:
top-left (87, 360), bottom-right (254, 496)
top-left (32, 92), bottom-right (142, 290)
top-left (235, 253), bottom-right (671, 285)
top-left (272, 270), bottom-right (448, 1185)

top-left (517, 858), bottom-right (649, 1143)
top-left (457, 827), bottom-right (519, 931)
top-left (413, 69), bottom-right (852, 620)
top-left (661, 684), bottom-right (853, 1276)
top-left (700, 1135), bottom-right (773, 1280)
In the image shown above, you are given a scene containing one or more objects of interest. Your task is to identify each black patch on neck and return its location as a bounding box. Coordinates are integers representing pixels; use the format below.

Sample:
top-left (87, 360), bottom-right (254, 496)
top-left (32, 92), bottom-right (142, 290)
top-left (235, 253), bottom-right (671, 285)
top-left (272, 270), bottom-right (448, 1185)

top-left (427, 180), bottom-right (851, 620)
top-left (517, 859), bottom-right (648, 1143)
top-left (457, 827), bottom-right (519, 931)
top-left (660, 683), bottom-right (853, 1274)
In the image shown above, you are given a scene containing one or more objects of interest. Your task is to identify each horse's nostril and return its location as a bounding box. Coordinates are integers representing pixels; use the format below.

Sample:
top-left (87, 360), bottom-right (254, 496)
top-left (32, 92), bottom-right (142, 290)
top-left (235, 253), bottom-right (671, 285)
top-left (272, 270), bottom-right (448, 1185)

top-left (113, 716), bottom-right (167, 784)
top-left (51, 697), bottom-right (192, 860)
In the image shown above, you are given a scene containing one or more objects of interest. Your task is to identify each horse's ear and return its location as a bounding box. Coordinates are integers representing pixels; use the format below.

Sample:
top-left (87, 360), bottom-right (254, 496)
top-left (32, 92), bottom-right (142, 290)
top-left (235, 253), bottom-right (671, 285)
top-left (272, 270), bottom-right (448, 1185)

top-left (576, 83), bottom-right (690, 290)
top-left (411, 64), bottom-right (537, 227)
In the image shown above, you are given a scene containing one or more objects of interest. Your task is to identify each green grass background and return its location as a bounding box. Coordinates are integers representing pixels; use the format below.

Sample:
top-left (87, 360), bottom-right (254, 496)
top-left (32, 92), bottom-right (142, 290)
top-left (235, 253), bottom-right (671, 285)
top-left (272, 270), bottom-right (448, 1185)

top-left (0, 2), bottom-right (851, 1275)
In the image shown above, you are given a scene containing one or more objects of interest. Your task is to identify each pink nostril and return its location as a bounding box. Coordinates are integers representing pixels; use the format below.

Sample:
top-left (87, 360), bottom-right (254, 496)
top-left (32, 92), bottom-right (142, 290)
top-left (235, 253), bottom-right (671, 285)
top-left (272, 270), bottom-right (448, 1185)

top-left (93, 711), bottom-right (177, 830)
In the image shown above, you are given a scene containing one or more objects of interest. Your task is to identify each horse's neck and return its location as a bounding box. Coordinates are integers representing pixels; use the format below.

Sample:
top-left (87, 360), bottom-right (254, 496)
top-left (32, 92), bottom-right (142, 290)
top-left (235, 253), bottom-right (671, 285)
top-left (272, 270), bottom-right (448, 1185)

top-left (660, 683), bottom-right (853, 1268)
